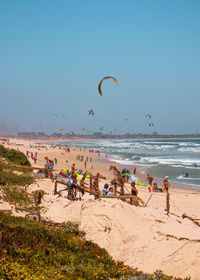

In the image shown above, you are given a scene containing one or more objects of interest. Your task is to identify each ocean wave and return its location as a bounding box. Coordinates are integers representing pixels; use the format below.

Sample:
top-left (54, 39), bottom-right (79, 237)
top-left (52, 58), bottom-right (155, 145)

top-left (178, 147), bottom-right (200, 153)
top-left (172, 164), bottom-right (200, 169)
top-left (93, 141), bottom-right (177, 151)
top-left (137, 156), bottom-right (200, 166)
top-left (177, 175), bottom-right (200, 180)
top-left (144, 141), bottom-right (179, 145)
top-left (109, 158), bottom-right (135, 166)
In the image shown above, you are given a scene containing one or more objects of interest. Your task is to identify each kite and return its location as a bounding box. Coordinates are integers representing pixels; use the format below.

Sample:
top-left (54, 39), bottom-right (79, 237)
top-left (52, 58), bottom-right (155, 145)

top-left (146, 114), bottom-right (151, 119)
top-left (149, 122), bottom-right (154, 127)
top-left (98, 76), bottom-right (118, 96)
top-left (89, 109), bottom-right (94, 115)
top-left (60, 128), bottom-right (64, 131)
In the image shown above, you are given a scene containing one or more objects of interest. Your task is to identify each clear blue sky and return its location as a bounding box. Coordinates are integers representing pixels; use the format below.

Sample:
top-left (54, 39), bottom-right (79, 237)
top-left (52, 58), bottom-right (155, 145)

top-left (0, 0), bottom-right (200, 135)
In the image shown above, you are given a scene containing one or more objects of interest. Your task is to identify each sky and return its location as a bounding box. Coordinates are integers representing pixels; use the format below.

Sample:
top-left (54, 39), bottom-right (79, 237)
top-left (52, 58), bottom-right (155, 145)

top-left (0, 0), bottom-right (200, 135)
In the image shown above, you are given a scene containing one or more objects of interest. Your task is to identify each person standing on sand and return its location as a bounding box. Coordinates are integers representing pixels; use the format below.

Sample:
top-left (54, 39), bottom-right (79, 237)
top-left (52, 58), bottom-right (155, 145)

top-left (163, 176), bottom-right (170, 192)
top-left (146, 174), bottom-right (153, 186)
top-left (71, 163), bottom-right (76, 174)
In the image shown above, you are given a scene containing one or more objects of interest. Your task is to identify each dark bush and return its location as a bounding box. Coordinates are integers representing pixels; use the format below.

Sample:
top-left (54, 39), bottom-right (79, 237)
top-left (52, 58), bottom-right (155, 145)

top-left (0, 145), bottom-right (31, 166)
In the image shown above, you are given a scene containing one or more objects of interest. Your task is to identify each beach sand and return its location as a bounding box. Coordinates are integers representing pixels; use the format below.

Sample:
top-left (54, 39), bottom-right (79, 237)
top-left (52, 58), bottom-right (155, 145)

top-left (1, 137), bottom-right (200, 279)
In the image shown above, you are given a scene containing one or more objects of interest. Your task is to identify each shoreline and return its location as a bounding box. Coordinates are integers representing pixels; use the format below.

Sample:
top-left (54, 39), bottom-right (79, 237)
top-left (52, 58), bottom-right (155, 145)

top-left (4, 137), bottom-right (200, 192)
top-left (50, 138), bottom-right (200, 193)
top-left (96, 155), bottom-right (200, 193)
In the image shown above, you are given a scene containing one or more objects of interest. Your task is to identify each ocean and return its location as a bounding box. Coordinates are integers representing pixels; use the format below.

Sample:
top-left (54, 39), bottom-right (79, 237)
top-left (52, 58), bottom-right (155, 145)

top-left (62, 139), bottom-right (200, 188)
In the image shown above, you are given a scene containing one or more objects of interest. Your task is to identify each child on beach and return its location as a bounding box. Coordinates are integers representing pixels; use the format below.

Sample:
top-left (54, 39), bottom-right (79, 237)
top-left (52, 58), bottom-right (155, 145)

top-left (107, 187), bottom-right (113, 196)
top-left (152, 183), bottom-right (163, 192)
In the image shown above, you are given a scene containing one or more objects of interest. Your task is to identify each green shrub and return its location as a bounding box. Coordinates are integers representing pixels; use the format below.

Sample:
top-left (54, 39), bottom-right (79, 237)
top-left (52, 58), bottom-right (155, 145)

top-left (0, 185), bottom-right (31, 206)
top-left (0, 170), bottom-right (34, 187)
top-left (0, 212), bottom-right (187, 280)
top-left (0, 145), bottom-right (31, 166)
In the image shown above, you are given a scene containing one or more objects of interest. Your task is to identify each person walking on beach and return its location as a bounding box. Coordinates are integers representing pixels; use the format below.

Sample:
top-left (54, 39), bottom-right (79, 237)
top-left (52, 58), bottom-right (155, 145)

top-left (163, 176), bottom-right (170, 192)
top-left (146, 174), bottom-right (153, 186)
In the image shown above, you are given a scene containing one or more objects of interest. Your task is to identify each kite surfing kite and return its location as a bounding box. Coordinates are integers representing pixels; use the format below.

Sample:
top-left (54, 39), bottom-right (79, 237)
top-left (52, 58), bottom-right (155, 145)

top-left (146, 114), bottom-right (151, 119)
top-left (88, 109), bottom-right (94, 116)
top-left (98, 76), bottom-right (118, 96)
top-left (149, 122), bottom-right (154, 127)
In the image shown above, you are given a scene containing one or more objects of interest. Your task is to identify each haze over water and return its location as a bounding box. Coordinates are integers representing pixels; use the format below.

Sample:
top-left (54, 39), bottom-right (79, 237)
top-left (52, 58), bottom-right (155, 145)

top-left (63, 139), bottom-right (200, 188)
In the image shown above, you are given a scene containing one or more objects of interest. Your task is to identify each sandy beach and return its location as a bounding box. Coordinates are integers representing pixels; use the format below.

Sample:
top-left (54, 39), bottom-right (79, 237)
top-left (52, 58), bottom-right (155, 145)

top-left (1, 137), bottom-right (200, 279)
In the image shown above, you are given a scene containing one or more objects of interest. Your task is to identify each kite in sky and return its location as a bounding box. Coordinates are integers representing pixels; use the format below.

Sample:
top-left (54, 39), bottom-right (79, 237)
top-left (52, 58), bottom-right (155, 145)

top-left (98, 76), bottom-right (118, 96)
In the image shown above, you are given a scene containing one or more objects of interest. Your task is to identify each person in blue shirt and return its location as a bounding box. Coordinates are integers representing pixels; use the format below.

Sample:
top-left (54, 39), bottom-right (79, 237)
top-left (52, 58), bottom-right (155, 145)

top-left (103, 184), bottom-right (109, 196)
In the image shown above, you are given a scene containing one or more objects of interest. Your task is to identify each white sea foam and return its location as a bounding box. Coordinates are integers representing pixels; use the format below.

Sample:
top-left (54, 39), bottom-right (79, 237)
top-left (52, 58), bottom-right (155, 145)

top-left (137, 156), bottom-right (200, 166)
top-left (178, 147), bottom-right (200, 153)
top-left (172, 164), bottom-right (200, 169)
top-left (177, 175), bottom-right (200, 180)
